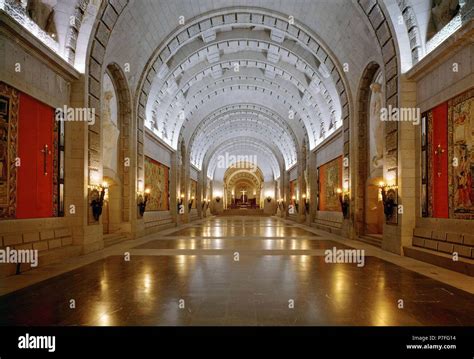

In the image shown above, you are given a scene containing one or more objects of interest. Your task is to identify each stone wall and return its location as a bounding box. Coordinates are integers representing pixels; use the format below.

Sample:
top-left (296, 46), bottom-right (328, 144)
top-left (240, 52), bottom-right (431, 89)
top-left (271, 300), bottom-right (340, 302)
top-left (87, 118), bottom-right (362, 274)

top-left (406, 19), bottom-right (474, 258)
top-left (312, 131), bottom-right (344, 232)
top-left (0, 13), bottom-right (84, 276)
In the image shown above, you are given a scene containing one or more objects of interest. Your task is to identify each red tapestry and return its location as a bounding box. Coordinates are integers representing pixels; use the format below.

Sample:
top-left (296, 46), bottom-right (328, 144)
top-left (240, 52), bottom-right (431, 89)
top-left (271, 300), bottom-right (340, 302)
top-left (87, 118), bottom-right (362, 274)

top-left (17, 92), bottom-right (54, 218)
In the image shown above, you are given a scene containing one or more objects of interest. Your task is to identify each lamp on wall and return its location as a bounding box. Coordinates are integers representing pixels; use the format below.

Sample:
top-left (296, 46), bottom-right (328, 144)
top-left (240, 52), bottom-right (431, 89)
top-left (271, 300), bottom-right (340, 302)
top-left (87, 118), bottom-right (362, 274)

top-left (137, 188), bottom-right (151, 217)
top-left (266, 196), bottom-right (272, 203)
top-left (378, 181), bottom-right (398, 221)
top-left (188, 195), bottom-right (195, 210)
top-left (337, 188), bottom-right (350, 219)
top-left (215, 196), bottom-right (221, 203)
top-left (90, 181), bottom-right (108, 221)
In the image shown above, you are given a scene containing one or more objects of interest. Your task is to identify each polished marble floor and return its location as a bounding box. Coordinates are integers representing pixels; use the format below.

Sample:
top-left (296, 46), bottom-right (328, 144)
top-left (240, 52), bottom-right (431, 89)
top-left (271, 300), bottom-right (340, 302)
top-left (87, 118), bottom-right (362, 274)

top-left (1, 216), bottom-right (474, 326)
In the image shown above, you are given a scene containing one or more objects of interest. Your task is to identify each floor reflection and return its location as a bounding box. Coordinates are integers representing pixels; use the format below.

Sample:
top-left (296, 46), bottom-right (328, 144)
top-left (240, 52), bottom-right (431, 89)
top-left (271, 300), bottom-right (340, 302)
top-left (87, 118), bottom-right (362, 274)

top-left (0, 216), bottom-right (473, 326)
top-left (134, 239), bottom-right (347, 250)
top-left (169, 226), bottom-right (318, 237)
top-left (1, 255), bottom-right (473, 326)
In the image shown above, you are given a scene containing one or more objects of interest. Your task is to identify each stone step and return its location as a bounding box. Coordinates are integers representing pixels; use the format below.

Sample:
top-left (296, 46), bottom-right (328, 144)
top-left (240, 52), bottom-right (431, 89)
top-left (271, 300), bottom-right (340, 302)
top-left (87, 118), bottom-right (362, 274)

top-left (357, 235), bottom-right (382, 248)
top-left (404, 245), bottom-right (474, 277)
top-left (103, 233), bottom-right (129, 247)
top-left (222, 209), bottom-right (266, 216)
top-left (0, 245), bottom-right (82, 278)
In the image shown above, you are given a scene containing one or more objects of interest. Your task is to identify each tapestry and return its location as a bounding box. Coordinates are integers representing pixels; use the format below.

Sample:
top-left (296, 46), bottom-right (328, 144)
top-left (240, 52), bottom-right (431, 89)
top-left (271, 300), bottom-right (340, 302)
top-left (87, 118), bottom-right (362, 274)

top-left (190, 180), bottom-right (197, 209)
top-left (145, 156), bottom-right (169, 211)
top-left (289, 180), bottom-right (298, 204)
top-left (426, 111), bottom-right (434, 217)
top-left (319, 156), bottom-right (342, 212)
top-left (449, 88), bottom-right (474, 219)
top-left (0, 83), bottom-right (18, 219)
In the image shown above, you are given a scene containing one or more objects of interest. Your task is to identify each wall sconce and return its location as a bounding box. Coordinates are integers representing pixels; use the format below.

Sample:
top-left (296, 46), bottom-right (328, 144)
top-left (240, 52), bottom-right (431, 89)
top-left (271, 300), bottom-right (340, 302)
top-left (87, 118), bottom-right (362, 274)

top-left (266, 196), bottom-right (272, 203)
top-left (138, 188), bottom-right (151, 217)
top-left (188, 196), bottom-right (195, 210)
top-left (337, 188), bottom-right (350, 219)
top-left (90, 181), bottom-right (108, 221)
top-left (379, 182), bottom-right (398, 221)
top-left (303, 194), bottom-right (310, 214)
top-left (215, 196), bottom-right (221, 203)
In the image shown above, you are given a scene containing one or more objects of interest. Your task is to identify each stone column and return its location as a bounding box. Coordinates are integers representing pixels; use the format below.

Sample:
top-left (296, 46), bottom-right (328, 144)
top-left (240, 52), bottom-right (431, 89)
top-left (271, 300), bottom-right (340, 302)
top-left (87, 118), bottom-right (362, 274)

top-left (209, 180), bottom-right (215, 214)
top-left (127, 97), bottom-right (143, 239)
top-left (68, 78), bottom-right (89, 249)
top-left (274, 179), bottom-right (278, 215)
top-left (297, 145), bottom-right (307, 223)
top-left (307, 150), bottom-right (318, 226)
top-left (196, 171), bottom-right (202, 218)
top-left (169, 151), bottom-right (178, 224)
top-left (390, 76), bottom-right (417, 254)
top-left (282, 168), bottom-right (289, 218)
top-left (179, 143), bottom-right (190, 224)
top-left (201, 164), bottom-right (208, 217)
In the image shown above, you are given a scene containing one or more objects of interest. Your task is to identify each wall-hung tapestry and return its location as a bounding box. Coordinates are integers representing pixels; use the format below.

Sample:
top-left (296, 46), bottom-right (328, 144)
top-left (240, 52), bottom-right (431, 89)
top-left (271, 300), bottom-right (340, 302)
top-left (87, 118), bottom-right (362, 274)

top-left (422, 88), bottom-right (473, 220)
top-left (318, 156), bottom-right (342, 212)
top-left (190, 179), bottom-right (197, 209)
top-left (145, 156), bottom-right (169, 211)
top-left (289, 180), bottom-right (298, 204)
top-left (449, 88), bottom-right (474, 219)
top-left (0, 83), bottom-right (18, 219)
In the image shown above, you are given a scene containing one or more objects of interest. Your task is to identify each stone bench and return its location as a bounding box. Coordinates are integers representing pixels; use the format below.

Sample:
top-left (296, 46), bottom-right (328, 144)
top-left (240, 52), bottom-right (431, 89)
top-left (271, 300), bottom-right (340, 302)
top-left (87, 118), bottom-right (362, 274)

top-left (412, 228), bottom-right (474, 259)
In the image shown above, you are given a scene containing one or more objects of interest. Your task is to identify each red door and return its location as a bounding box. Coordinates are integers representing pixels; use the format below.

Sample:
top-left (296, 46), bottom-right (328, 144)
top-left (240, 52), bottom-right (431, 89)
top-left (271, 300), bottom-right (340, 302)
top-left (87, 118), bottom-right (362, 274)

top-left (17, 93), bottom-right (54, 218)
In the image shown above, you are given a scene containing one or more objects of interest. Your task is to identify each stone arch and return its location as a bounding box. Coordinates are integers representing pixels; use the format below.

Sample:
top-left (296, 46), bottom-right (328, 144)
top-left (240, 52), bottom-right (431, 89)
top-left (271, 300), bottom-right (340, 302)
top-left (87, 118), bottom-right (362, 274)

top-left (103, 62), bottom-right (133, 225)
top-left (354, 61), bottom-right (383, 236)
top-left (225, 167), bottom-right (264, 209)
top-left (356, 0), bottom-right (400, 118)
top-left (84, 0), bottom-right (129, 200)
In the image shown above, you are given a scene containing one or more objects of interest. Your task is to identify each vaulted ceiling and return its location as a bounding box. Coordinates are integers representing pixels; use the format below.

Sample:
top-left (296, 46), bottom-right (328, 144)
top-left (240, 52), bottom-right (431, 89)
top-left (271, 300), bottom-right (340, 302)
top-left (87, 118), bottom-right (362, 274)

top-left (10, 0), bottom-right (436, 181)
